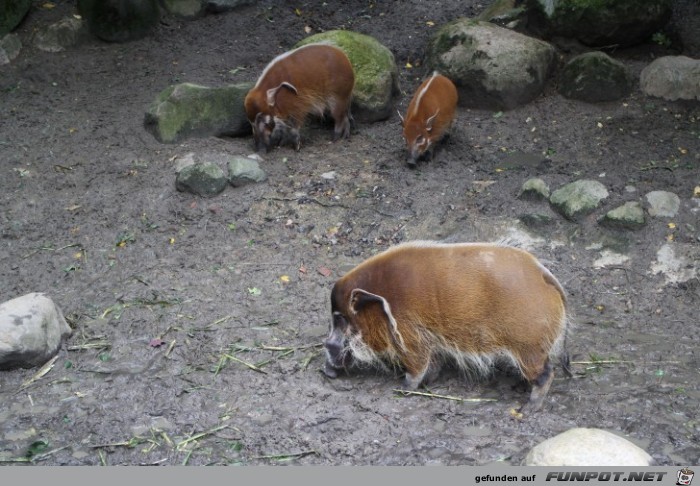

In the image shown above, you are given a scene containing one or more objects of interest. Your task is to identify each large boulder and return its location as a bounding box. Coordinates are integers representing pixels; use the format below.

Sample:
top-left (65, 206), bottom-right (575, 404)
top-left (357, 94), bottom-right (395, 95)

top-left (426, 19), bottom-right (556, 110)
top-left (295, 30), bottom-right (400, 122)
top-left (0, 0), bottom-right (31, 37)
top-left (525, 0), bottom-right (672, 48)
top-left (559, 51), bottom-right (633, 102)
top-left (640, 56), bottom-right (700, 101)
top-left (0, 293), bottom-right (72, 370)
top-left (145, 82), bottom-right (253, 143)
top-left (78, 0), bottom-right (160, 43)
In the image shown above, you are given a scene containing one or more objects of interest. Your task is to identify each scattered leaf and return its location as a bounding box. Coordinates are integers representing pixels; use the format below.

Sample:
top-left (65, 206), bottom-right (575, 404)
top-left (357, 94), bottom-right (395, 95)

top-left (279, 275), bottom-right (290, 283)
top-left (693, 186), bottom-right (700, 198)
top-left (149, 338), bottom-right (166, 348)
top-left (304, 25), bottom-right (312, 34)
top-left (298, 265), bottom-right (307, 274)
top-left (248, 287), bottom-right (262, 296)
top-left (69, 127), bottom-right (77, 134)
top-left (405, 62), bottom-right (413, 69)
top-left (493, 111), bottom-right (503, 119)
top-left (318, 266), bottom-right (332, 277)
top-left (73, 252), bottom-right (82, 260)
top-left (595, 305), bottom-right (605, 312)
top-left (667, 222), bottom-right (676, 229)
top-left (169, 238), bottom-right (175, 245)
top-left (98, 352), bottom-right (111, 362)
top-left (41, 2), bottom-right (55, 8)
top-left (509, 408), bottom-right (523, 420)
top-left (65, 204), bottom-right (81, 212)
top-left (426, 21), bottom-right (435, 26)
top-left (678, 147), bottom-right (688, 155)
top-left (666, 234), bottom-right (674, 242)
top-left (294, 7), bottom-right (301, 15)
top-left (26, 440), bottom-right (49, 458)
top-left (596, 122), bottom-right (603, 128)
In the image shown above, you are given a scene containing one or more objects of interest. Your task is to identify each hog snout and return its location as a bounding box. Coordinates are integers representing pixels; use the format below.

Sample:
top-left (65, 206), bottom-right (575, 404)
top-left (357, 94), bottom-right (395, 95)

top-left (323, 333), bottom-right (352, 377)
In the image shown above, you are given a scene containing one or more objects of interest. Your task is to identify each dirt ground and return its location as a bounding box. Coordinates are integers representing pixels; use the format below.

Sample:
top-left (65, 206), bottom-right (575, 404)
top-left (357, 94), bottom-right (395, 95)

top-left (1, 0), bottom-right (699, 466)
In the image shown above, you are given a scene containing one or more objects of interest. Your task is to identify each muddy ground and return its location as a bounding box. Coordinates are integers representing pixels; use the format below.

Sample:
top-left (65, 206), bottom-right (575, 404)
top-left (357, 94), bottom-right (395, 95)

top-left (1, 0), bottom-right (699, 466)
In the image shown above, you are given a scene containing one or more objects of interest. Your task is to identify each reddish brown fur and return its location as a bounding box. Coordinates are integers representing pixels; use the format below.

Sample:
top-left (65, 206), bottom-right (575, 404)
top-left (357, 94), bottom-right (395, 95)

top-left (401, 73), bottom-right (458, 165)
top-left (244, 44), bottom-right (355, 152)
top-left (325, 241), bottom-right (571, 413)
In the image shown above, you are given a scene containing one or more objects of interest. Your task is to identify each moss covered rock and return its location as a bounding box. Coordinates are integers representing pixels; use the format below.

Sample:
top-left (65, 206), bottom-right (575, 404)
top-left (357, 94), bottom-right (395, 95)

top-left (295, 30), bottom-right (399, 122)
top-left (426, 19), bottom-right (556, 110)
top-left (525, 0), bottom-right (672, 47)
top-left (145, 82), bottom-right (253, 143)
top-left (559, 51), bottom-right (632, 102)
top-left (78, 0), bottom-right (159, 43)
top-left (162, 0), bottom-right (204, 18)
top-left (0, 0), bottom-right (31, 37)
top-left (550, 179), bottom-right (609, 221)
top-left (176, 163), bottom-right (228, 197)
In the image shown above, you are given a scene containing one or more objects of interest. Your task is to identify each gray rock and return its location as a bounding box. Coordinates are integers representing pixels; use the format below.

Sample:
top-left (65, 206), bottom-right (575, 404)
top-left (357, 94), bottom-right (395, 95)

top-left (0, 0), bottom-right (31, 37)
top-left (524, 428), bottom-right (653, 466)
top-left (645, 190), bottom-right (680, 218)
top-left (640, 56), bottom-right (700, 101)
top-left (0, 33), bottom-right (22, 65)
top-left (599, 201), bottom-right (646, 230)
top-left (78, 0), bottom-right (160, 43)
top-left (206, 0), bottom-right (256, 13)
top-left (34, 17), bottom-right (84, 53)
top-left (519, 177), bottom-right (550, 200)
top-left (559, 52), bottom-right (633, 102)
top-left (295, 31), bottom-right (399, 122)
top-left (550, 179), bottom-right (609, 220)
top-left (162, 0), bottom-right (204, 18)
top-left (426, 19), bottom-right (556, 110)
top-left (176, 163), bottom-right (228, 197)
top-left (228, 156), bottom-right (267, 187)
top-left (525, 0), bottom-right (672, 48)
top-left (0, 293), bottom-right (72, 370)
top-left (144, 82), bottom-right (253, 143)
top-left (518, 213), bottom-right (554, 229)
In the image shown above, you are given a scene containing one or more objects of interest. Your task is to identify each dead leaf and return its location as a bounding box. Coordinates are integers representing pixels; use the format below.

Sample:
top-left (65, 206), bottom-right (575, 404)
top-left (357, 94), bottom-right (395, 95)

top-left (304, 25), bottom-right (312, 34)
top-left (426, 21), bottom-right (435, 26)
top-left (509, 408), bottom-right (523, 420)
top-left (318, 266), bottom-right (332, 277)
top-left (667, 222), bottom-right (676, 229)
top-left (298, 265), bottom-right (307, 274)
top-left (294, 7), bottom-right (301, 16)
top-left (42, 2), bottom-right (56, 8)
top-left (279, 275), bottom-right (290, 283)
top-left (149, 338), bottom-right (166, 348)
top-left (693, 186), bottom-right (700, 198)
top-left (65, 204), bottom-right (81, 212)
top-left (405, 62), bottom-right (413, 69)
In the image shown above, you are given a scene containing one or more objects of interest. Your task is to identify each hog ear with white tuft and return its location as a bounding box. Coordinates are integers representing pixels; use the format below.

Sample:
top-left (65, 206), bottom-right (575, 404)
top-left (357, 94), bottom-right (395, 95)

top-left (425, 109), bottom-right (439, 132)
top-left (349, 288), bottom-right (406, 352)
top-left (266, 82), bottom-right (298, 107)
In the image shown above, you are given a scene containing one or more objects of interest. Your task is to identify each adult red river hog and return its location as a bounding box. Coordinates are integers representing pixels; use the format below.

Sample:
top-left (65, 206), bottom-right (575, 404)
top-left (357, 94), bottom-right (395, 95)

top-left (244, 43), bottom-right (355, 152)
top-left (400, 72), bottom-right (458, 166)
top-left (324, 241), bottom-right (572, 414)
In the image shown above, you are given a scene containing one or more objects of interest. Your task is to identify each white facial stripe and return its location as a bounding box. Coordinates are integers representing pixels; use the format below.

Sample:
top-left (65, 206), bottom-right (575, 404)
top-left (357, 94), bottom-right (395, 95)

top-left (254, 44), bottom-right (322, 89)
top-left (410, 72), bottom-right (439, 119)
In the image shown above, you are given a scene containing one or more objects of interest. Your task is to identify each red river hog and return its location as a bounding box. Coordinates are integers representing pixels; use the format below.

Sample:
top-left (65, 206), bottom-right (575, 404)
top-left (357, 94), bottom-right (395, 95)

top-left (324, 241), bottom-right (572, 414)
top-left (400, 72), bottom-right (458, 166)
top-left (244, 43), bottom-right (355, 152)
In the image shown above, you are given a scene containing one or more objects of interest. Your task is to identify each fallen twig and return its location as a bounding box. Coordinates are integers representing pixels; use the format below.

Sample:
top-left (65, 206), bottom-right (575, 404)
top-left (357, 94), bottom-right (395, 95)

top-left (223, 354), bottom-right (268, 374)
top-left (176, 424), bottom-right (229, 451)
top-left (19, 355), bottom-right (59, 391)
top-left (393, 389), bottom-right (497, 403)
top-left (253, 450), bottom-right (318, 461)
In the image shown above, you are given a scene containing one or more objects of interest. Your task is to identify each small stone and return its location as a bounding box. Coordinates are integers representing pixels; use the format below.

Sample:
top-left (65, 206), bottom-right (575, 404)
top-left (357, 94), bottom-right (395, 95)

top-left (0, 293), bottom-right (72, 370)
top-left (175, 163), bottom-right (227, 197)
top-left (599, 201), bottom-right (646, 230)
top-left (0, 33), bottom-right (21, 65)
top-left (227, 156), bottom-right (268, 187)
top-left (550, 179), bottom-right (609, 220)
top-left (320, 171), bottom-right (337, 180)
top-left (645, 190), bottom-right (681, 218)
top-left (524, 428), bottom-right (653, 466)
top-left (519, 177), bottom-right (550, 200)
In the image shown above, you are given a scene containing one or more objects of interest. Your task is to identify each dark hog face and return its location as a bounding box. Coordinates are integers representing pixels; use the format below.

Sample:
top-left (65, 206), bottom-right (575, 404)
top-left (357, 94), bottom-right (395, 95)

top-left (403, 123), bottom-right (433, 166)
top-left (252, 114), bottom-right (299, 152)
top-left (252, 113), bottom-right (277, 152)
top-left (323, 311), bottom-right (356, 378)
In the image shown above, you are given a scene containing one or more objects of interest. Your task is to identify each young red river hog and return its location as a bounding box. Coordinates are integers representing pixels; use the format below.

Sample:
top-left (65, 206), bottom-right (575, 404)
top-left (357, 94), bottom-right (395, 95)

top-left (244, 43), bottom-right (355, 152)
top-left (324, 241), bottom-right (572, 414)
top-left (399, 72), bottom-right (458, 166)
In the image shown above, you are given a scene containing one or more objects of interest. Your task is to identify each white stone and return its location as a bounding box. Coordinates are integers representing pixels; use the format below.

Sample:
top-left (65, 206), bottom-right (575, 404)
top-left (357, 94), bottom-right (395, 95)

top-left (524, 428), bottom-right (653, 466)
top-left (640, 56), bottom-right (700, 101)
top-left (645, 190), bottom-right (681, 218)
top-left (0, 293), bottom-right (72, 370)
